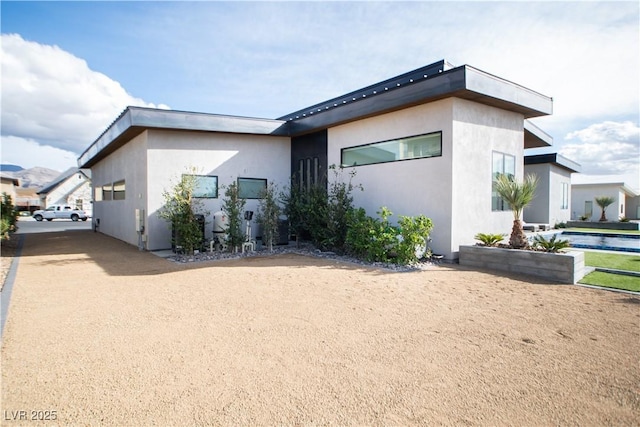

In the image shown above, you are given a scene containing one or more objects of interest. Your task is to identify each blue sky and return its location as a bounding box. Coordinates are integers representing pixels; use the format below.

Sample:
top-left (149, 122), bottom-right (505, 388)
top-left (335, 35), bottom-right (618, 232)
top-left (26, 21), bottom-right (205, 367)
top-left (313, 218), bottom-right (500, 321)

top-left (1, 1), bottom-right (639, 187)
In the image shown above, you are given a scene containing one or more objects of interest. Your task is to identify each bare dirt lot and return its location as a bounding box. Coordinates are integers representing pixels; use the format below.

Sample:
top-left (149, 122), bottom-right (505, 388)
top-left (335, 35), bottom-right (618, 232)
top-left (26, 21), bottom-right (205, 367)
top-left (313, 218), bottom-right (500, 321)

top-left (1, 230), bottom-right (639, 426)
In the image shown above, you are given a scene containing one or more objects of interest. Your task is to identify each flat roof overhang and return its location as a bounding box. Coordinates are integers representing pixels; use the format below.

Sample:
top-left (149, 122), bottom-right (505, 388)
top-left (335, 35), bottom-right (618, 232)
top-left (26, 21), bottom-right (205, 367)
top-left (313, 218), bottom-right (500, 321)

top-left (524, 120), bottom-right (553, 149)
top-left (524, 153), bottom-right (581, 173)
top-left (280, 64), bottom-right (553, 137)
top-left (78, 107), bottom-right (289, 168)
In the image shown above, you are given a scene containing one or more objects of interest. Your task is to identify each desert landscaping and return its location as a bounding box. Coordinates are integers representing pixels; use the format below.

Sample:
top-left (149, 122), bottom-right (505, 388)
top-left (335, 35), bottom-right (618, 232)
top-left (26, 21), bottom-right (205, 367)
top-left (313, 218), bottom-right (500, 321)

top-left (1, 229), bottom-right (639, 426)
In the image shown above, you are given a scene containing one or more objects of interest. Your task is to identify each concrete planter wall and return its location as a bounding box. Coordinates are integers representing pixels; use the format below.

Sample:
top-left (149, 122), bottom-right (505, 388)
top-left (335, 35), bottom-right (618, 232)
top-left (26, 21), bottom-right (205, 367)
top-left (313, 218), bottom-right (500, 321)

top-left (566, 221), bottom-right (640, 231)
top-left (459, 245), bottom-right (585, 284)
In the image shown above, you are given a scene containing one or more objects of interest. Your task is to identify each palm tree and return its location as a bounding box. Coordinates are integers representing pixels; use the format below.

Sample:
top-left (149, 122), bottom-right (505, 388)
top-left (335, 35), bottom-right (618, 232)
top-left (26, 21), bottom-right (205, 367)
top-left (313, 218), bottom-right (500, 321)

top-left (494, 173), bottom-right (538, 249)
top-left (595, 196), bottom-right (615, 222)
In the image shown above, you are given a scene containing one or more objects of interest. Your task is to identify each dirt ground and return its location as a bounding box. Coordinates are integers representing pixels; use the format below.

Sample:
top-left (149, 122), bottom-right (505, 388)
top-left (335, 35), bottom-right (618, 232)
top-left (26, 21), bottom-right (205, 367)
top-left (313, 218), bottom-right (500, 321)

top-left (1, 230), bottom-right (639, 426)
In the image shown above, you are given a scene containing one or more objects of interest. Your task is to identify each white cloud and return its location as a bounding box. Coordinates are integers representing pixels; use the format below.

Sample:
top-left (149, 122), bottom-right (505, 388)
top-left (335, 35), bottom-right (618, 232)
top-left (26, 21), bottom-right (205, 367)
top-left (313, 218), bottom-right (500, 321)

top-left (0, 135), bottom-right (78, 171)
top-left (560, 121), bottom-right (640, 183)
top-left (0, 34), bottom-right (169, 162)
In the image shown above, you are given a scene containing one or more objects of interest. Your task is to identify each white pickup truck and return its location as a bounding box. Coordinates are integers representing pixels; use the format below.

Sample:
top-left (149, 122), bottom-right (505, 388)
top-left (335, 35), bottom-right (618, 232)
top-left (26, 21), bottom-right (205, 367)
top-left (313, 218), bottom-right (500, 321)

top-left (32, 205), bottom-right (89, 222)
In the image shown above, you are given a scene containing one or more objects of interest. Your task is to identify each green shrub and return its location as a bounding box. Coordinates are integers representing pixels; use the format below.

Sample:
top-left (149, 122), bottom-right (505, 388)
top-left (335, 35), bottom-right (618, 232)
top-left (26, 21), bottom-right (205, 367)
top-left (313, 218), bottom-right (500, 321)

top-left (396, 215), bottom-right (434, 264)
top-left (157, 171), bottom-right (208, 254)
top-left (1, 193), bottom-right (18, 240)
top-left (532, 234), bottom-right (571, 253)
top-left (555, 222), bottom-right (567, 229)
top-left (474, 233), bottom-right (505, 247)
top-left (619, 216), bottom-right (630, 223)
top-left (282, 165), bottom-right (360, 252)
top-left (346, 206), bottom-right (434, 265)
top-left (256, 182), bottom-right (281, 251)
top-left (221, 181), bottom-right (246, 252)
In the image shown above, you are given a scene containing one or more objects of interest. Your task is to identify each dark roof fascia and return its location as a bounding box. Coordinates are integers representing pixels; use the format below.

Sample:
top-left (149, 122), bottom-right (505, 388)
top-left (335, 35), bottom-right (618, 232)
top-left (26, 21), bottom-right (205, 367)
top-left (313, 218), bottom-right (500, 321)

top-left (281, 63), bottom-right (553, 137)
top-left (78, 107), bottom-right (289, 168)
top-left (279, 60), bottom-right (455, 120)
top-left (524, 120), bottom-right (553, 149)
top-left (524, 153), bottom-right (582, 173)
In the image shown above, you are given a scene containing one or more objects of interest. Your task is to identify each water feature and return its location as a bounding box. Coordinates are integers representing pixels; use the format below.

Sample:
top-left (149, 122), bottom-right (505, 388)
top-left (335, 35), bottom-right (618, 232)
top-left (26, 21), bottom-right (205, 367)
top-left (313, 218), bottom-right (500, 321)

top-left (556, 231), bottom-right (640, 253)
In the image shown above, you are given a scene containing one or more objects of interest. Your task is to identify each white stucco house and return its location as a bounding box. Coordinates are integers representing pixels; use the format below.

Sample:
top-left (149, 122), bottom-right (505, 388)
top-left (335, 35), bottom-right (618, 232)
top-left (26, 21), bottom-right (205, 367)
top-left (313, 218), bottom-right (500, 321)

top-left (37, 168), bottom-right (93, 216)
top-left (78, 59), bottom-right (555, 259)
top-left (571, 175), bottom-right (640, 221)
top-left (523, 153), bottom-right (581, 227)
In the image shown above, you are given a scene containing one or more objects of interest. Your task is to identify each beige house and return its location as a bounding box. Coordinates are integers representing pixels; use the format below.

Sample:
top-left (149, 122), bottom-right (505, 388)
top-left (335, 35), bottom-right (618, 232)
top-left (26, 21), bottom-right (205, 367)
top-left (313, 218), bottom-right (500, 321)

top-left (79, 59), bottom-right (554, 259)
top-left (0, 175), bottom-right (19, 202)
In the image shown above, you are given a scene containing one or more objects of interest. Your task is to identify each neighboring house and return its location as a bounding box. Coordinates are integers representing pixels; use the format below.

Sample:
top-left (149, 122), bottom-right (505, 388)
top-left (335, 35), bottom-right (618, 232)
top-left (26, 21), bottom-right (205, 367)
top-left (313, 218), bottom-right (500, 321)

top-left (15, 188), bottom-right (41, 213)
top-left (0, 175), bottom-right (19, 201)
top-left (524, 153), bottom-right (581, 227)
top-left (571, 175), bottom-right (640, 221)
top-left (37, 168), bottom-right (93, 216)
top-left (78, 59), bottom-right (554, 259)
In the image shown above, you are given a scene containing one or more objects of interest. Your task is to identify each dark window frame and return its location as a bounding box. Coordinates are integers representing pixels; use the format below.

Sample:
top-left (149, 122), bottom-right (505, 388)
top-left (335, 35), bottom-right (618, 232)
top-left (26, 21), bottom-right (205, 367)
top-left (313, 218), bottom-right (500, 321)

top-left (340, 131), bottom-right (443, 168)
top-left (237, 177), bottom-right (267, 199)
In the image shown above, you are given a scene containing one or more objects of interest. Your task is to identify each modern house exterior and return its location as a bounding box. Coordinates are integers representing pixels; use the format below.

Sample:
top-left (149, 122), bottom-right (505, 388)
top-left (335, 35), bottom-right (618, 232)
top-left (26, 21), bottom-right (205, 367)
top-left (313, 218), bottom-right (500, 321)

top-left (37, 168), bottom-right (93, 216)
top-left (524, 153), bottom-right (581, 227)
top-left (571, 175), bottom-right (640, 221)
top-left (78, 60), bottom-right (554, 259)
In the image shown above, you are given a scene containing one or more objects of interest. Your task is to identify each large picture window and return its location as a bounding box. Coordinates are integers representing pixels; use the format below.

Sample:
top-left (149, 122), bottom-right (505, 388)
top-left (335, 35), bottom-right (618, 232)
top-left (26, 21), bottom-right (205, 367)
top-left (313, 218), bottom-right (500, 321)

top-left (492, 152), bottom-right (516, 211)
top-left (186, 175), bottom-right (218, 198)
top-left (238, 178), bottom-right (267, 199)
top-left (341, 132), bottom-right (442, 167)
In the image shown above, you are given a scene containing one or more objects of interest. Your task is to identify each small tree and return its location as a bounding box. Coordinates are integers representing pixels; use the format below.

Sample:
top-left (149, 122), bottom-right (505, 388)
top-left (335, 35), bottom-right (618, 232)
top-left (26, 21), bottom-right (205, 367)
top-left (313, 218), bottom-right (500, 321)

top-left (221, 181), bottom-right (246, 252)
top-left (595, 196), bottom-right (615, 222)
top-left (494, 173), bottom-right (538, 249)
top-left (1, 193), bottom-right (18, 240)
top-left (256, 182), bottom-right (281, 251)
top-left (158, 170), bottom-right (207, 254)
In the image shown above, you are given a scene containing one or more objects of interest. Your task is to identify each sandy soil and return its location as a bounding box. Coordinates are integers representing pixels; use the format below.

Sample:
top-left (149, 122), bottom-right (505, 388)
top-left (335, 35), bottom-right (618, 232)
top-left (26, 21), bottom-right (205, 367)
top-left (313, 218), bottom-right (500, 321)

top-left (1, 230), bottom-right (639, 426)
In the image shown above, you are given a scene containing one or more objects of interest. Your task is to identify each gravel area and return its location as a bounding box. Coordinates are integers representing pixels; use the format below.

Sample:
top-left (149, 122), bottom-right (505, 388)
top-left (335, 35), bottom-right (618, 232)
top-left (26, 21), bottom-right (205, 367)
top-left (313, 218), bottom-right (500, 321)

top-left (1, 230), bottom-right (639, 426)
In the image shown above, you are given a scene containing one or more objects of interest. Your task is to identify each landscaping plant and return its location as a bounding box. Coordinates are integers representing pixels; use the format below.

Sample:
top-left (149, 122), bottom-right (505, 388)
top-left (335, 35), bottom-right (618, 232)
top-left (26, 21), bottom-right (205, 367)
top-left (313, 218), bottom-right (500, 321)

top-left (595, 196), bottom-right (615, 222)
top-left (346, 206), bottom-right (434, 265)
top-left (158, 170), bottom-right (208, 254)
top-left (256, 182), bottom-right (281, 251)
top-left (494, 173), bottom-right (538, 249)
top-left (1, 193), bottom-right (18, 240)
top-left (221, 181), bottom-right (246, 252)
top-left (474, 233), bottom-right (505, 247)
top-left (532, 234), bottom-right (571, 253)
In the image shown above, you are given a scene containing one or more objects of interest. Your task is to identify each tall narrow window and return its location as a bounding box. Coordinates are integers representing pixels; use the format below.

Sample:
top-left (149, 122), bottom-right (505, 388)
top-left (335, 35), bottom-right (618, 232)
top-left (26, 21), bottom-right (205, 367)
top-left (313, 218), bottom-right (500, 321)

top-left (492, 152), bottom-right (516, 211)
top-left (305, 158), bottom-right (312, 191)
top-left (298, 159), bottom-right (304, 191)
top-left (76, 199), bottom-right (83, 210)
top-left (561, 182), bottom-right (569, 209)
top-left (584, 201), bottom-right (593, 218)
top-left (313, 157), bottom-right (319, 185)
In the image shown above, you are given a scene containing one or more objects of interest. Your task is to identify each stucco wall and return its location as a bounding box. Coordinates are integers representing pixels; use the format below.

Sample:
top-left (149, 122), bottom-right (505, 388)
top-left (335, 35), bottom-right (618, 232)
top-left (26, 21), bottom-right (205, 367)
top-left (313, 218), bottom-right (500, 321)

top-left (146, 130), bottom-right (291, 251)
top-left (450, 98), bottom-right (523, 257)
top-left (523, 163), bottom-right (572, 225)
top-left (327, 97), bottom-right (522, 259)
top-left (328, 99), bottom-right (455, 258)
top-left (571, 184), bottom-right (626, 221)
top-left (91, 131), bottom-right (149, 247)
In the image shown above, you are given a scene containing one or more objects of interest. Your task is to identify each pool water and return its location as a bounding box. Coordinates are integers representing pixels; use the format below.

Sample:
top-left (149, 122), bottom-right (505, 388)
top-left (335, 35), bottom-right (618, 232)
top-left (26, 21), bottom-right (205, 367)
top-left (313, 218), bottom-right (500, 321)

top-left (552, 231), bottom-right (640, 253)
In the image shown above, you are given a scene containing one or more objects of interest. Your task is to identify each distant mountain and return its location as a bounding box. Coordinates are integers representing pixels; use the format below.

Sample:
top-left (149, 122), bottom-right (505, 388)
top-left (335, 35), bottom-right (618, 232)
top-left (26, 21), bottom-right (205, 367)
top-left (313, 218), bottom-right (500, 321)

top-left (0, 164), bottom-right (24, 172)
top-left (3, 167), bottom-right (61, 189)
